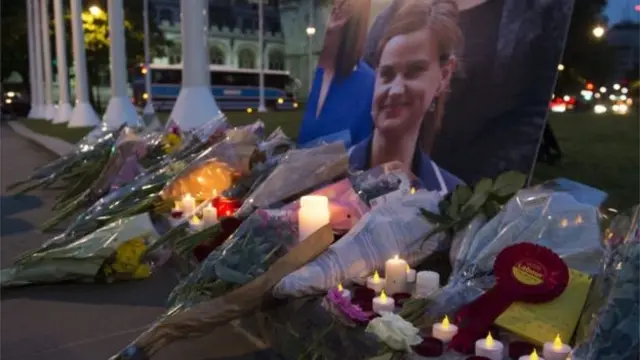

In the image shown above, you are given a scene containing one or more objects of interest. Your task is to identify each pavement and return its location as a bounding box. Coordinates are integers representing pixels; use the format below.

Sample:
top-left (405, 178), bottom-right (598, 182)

top-left (0, 123), bottom-right (277, 360)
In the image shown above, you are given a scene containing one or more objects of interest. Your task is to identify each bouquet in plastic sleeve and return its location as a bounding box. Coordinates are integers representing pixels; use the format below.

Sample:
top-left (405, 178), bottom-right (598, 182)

top-left (1, 213), bottom-right (164, 287)
top-left (111, 208), bottom-right (334, 360)
top-left (6, 125), bottom-right (126, 195)
top-left (572, 205), bottom-right (639, 360)
top-left (236, 142), bottom-right (350, 216)
top-left (407, 187), bottom-right (605, 354)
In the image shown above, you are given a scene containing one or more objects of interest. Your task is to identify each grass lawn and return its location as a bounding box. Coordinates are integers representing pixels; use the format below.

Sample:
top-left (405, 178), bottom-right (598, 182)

top-left (17, 111), bottom-right (638, 210)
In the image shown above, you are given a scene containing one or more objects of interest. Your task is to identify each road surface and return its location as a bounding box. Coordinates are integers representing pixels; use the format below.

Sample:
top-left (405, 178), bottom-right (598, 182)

top-left (0, 124), bottom-right (279, 360)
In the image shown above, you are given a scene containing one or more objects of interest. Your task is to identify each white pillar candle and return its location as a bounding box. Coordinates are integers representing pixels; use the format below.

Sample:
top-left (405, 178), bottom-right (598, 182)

top-left (519, 349), bottom-right (544, 360)
top-left (182, 194), bottom-right (196, 215)
top-left (543, 335), bottom-right (571, 360)
top-left (202, 204), bottom-right (218, 226)
top-left (298, 195), bottom-right (330, 241)
top-left (406, 266), bottom-right (416, 283)
top-left (384, 255), bottom-right (408, 295)
top-left (189, 216), bottom-right (203, 232)
top-left (432, 315), bottom-right (458, 343)
top-left (372, 290), bottom-right (395, 314)
top-left (415, 271), bottom-right (440, 297)
top-left (366, 271), bottom-right (386, 293)
top-left (337, 283), bottom-right (351, 302)
top-left (475, 333), bottom-right (504, 360)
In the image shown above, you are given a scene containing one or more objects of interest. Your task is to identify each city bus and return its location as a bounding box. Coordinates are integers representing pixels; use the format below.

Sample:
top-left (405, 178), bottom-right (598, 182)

top-left (132, 64), bottom-right (300, 112)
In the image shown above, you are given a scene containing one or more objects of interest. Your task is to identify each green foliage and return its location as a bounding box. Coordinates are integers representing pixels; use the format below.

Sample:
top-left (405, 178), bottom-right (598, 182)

top-left (420, 171), bottom-right (528, 243)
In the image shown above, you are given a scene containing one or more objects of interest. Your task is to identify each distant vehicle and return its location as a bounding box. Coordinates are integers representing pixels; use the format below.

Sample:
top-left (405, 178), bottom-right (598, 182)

top-left (2, 84), bottom-right (30, 117)
top-left (131, 64), bottom-right (300, 112)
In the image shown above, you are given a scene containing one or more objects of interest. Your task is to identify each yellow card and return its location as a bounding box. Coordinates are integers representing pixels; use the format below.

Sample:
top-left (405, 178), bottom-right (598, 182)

top-left (495, 268), bottom-right (592, 345)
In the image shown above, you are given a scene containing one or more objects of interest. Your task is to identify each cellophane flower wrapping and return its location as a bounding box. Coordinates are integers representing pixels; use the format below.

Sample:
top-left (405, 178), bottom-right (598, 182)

top-left (167, 165), bottom-right (410, 307)
top-left (572, 205), bottom-right (639, 360)
top-left (236, 142), bottom-right (350, 217)
top-left (1, 213), bottom-right (163, 287)
top-left (421, 187), bottom-right (605, 335)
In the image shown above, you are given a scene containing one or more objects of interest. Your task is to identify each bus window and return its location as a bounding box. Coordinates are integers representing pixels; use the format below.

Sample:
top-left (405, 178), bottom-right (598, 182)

top-left (153, 69), bottom-right (182, 84)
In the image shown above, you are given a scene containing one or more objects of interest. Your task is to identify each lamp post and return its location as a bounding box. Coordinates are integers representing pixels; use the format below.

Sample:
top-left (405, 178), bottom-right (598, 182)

top-left (142, 0), bottom-right (160, 128)
top-left (306, 25), bottom-right (316, 93)
top-left (257, 0), bottom-right (267, 113)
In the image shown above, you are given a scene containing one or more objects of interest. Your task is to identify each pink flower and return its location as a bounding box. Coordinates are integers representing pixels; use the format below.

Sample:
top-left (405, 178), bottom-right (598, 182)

top-left (327, 288), bottom-right (371, 323)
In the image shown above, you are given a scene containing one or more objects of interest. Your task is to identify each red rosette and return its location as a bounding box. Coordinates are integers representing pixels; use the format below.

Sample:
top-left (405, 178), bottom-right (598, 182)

top-left (449, 243), bottom-right (569, 354)
top-left (412, 336), bottom-right (444, 357)
top-left (170, 210), bottom-right (184, 219)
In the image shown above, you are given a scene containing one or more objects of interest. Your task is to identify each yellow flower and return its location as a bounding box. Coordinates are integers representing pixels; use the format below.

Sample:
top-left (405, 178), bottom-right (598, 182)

top-left (162, 132), bottom-right (183, 154)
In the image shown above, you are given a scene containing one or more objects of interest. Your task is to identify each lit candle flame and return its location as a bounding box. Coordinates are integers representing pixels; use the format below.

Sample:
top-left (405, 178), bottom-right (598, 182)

top-left (190, 216), bottom-right (200, 225)
top-left (184, 193), bottom-right (193, 200)
top-left (380, 290), bottom-right (388, 303)
top-left (406, 264), bottom-right (411, 273)
top-left (560, 219), bottom-right (569, 228)
top-left (442, 315), bottom-right (450, 329)
top-left (553, 334), bottom-right (563, 350)
top-left (372, 271), bottom-right (381, 283)
top-left (485, 332), bottom-right (494, 348)
top-left (393, 254), bottom-right (400, 260)
top-left (575, 215), bottom-right (583, 224)
top-left (173, 200), bottom-right (182, 210)
top-left (213, 189), bottom-right (218, 197)
top-left (337, 283), bottom-right (344, 292)
top-left (529, 349), bottom-right (539, 360)
top-left (410, 187), bottom-right (416, 194)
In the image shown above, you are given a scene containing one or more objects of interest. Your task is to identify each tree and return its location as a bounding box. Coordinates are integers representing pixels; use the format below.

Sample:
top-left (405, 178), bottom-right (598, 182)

top-left (0, 0), bottom-right (168, 109)
top-left (555, 0), bottom-right (614, 93)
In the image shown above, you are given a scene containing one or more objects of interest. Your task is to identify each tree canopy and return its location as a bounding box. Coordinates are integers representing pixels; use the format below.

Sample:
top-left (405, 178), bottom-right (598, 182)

top-left (0, 1), bottom-right (168, 87)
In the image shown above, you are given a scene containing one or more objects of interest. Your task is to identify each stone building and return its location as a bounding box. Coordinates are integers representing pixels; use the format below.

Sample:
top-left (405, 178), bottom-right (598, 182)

top-left (150, 0), bottom-right (331, 98)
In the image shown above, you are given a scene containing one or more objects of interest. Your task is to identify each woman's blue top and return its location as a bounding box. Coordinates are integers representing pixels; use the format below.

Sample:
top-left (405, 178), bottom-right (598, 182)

top-left (297, 60), bottom-right (375, 148)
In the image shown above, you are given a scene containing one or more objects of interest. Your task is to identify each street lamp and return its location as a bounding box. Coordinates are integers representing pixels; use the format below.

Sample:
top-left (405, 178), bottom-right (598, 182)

top-left (89, 5), bottom-right (103, 16)
top-left (557, 64), bottom-right (565, 71)
top-left (306, 26), bottom-right (316, 93)
top-left (592, 25), bottom-right (605, 38)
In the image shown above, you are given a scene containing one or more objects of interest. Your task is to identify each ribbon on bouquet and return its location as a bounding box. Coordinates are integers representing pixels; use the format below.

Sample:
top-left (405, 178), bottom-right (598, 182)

top-left (449, 243), bottom-right (570, 354)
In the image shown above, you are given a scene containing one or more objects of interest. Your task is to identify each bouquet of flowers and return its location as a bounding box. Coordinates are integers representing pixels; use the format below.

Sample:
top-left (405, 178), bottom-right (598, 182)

top-left (6, 124), bottom-right (127, 195)
top-left (572, 205), bottom-right (639, 360)
top-left (1, 213), bottom-right (166, 287)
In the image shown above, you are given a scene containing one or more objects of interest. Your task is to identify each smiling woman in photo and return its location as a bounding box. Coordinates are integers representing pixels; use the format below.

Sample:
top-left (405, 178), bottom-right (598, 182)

top-left (296, 0), bottom-right (375, 148)
top-left (349, 0), bottom-right (464, 194)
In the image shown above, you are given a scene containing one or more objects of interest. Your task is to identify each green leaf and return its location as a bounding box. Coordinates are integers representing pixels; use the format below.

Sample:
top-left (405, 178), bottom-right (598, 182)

top-left (491, 171), bottom-right (527, 197)
top-left (482, 199), bottom-right (502, 218)
top-left (448, 185), bottom-right (472, 218)
top-left (419, 208), bottom-right (449, 224)
top-left (475, 178), bottom-right (493, 194)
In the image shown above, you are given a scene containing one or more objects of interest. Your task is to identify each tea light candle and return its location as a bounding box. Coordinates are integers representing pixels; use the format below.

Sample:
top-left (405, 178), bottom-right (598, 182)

top-left (432, 315), bottom-right (458, 343)
top-left (202, 204), bottom-right (218, 226)
top-left (182, 194), bottom-right (196, 215)
top-left (475, 333), bottom-right (504, 360)
top-left (189, 215), bottom-right (203, 232)
top-left (337, 283), bottom-right (351, 302)
top-left (298, 195), bottom-right (330, 241)
top-left (372, 290), bottom-right (395, 314)
top-left (384, 255), bottom-right (408, 295)
top-left (415, 271), bottom-right (440, 297)
top-left (519, 349), bottom-right (544, 360)
top-left (406, 265), bottom-right (416, 283)
top-left (543, 335), bottom-right (571, 360)
top-left (366, 271), bottom-right (386, 293)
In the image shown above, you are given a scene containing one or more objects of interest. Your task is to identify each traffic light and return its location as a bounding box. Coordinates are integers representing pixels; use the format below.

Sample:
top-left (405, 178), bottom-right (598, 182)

top-left (586, 82), bottom-right (594, 90)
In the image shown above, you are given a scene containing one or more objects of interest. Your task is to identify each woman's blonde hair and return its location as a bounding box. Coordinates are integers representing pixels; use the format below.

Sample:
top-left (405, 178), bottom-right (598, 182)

top-left (377, 0), bottom-right (463, 153)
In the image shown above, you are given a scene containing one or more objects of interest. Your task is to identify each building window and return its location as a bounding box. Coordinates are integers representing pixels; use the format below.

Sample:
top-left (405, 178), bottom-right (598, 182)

top-left (268, 50), bottom-right (284, 70)
top-left (159, 8), bottom-right (174, 25)
top-left (210, 46), bottom-right (226, 65)
top-left (238, 48), bottom-right (256, 69)
top-left (168, 43), bottom-right (182, 64)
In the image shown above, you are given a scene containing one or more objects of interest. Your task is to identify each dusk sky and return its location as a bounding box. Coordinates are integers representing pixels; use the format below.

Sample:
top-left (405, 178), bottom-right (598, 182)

top-left (604, 0), bottom-right (640, 25)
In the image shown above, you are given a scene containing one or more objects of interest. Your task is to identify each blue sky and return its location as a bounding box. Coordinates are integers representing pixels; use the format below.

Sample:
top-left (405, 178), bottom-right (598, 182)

top-left (604, 0), bottom-right (640, 25)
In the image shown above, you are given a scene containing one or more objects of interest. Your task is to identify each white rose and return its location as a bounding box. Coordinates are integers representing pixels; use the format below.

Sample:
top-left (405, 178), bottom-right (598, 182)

top-left (365, 312), bottom-right (422, 351)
